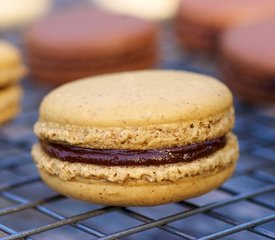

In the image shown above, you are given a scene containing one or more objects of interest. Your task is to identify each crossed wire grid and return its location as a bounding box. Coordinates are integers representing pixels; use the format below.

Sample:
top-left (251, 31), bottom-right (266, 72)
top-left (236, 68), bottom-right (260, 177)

top-left (0, 0), bottom-right (275, 239)
top-left (0, 66), bottom-right (274, 240)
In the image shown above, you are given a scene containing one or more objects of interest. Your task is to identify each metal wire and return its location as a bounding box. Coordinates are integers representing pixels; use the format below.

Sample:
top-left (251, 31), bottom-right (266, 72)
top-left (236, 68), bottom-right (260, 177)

top-left (95, 185), bottom-right (275, 240)
top-left (0, 107), bottom-right (273, 240)
top-left (198, 214), bottom-right (275, 240)
top-left (0, 1), bottom-right (274, 239)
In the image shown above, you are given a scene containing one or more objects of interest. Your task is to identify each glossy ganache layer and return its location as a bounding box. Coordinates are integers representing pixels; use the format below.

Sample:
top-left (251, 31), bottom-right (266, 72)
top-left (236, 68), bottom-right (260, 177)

top-left (40, 136), bottom-right (226, 166)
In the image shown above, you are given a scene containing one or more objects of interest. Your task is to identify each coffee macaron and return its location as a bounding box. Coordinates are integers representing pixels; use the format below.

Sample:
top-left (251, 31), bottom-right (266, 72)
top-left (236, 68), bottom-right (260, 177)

top-left (0, 40), bottom-right (26, 124)
top-left (221, 19), bottom-right (275, 103)
top-left (176, 0), bottom-right (275, 51)
top-left (32, 70), bottom-right (239, 206)
top-left (0, 0), bottom-right (51, 30)
top-left (25, 8), bottom-right (158, 85)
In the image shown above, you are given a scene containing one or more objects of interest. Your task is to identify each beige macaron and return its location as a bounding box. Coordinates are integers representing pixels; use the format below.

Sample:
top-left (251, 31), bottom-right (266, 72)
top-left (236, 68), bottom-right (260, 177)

top-left (32, 70), bottom-right (239, 206)
top-left (0, 40), bottom-right (25, 124)
top-left (92, 0), bottom-right (181, 20)
top-left (0, 0), bottom-right (52, 30)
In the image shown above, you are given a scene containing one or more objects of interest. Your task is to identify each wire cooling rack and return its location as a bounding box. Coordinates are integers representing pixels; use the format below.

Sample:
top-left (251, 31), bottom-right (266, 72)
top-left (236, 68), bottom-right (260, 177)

top-left (0, 1), bottom-right (275, 239)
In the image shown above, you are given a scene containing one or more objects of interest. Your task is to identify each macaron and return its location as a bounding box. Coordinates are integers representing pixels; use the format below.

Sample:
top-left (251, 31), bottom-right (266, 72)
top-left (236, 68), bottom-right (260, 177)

top-left (0, 0), bottom-right (51, 30)
top-left (221, 19), bottom-right (275, 103)
top-left (0, 40), bottom-right (25, 124)
top-left (176, 0), bottom-right (275, 51)
top-left (25, 8), bottom-right (158, 85)
top-left (92, 0), bottom-right (181, 20)
top-left (32, 70), bottom-right (239, 206)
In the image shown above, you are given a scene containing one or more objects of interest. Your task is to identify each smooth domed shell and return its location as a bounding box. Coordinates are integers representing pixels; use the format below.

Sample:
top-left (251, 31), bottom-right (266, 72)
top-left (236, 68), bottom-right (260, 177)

top-left (39, 70), bottom-right (232, 127)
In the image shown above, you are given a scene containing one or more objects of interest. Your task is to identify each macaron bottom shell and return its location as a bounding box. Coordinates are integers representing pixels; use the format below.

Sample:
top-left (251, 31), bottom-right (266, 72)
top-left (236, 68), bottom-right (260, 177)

top-left (38, 162), bottom-right (235, 206)
top-left (29, 55), bottom-right (157, 85)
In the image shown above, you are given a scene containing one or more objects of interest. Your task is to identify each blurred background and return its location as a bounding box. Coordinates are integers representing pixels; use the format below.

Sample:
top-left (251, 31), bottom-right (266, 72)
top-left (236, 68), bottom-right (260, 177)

top-left (0, 0), bottom-right (274, 239)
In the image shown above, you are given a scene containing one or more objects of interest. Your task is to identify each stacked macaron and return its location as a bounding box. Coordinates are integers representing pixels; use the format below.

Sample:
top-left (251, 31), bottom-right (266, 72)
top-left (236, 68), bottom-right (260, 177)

top-left (0, 40), bottom-right (26, 124)
top-left (221, 18), bottom-right (275, 103)
top-left (176, 0), bottom-right (275, 51)
top-left (32, 70), bottom-right (239, 206)
top-left (25, 8), bottom-right (158, 85)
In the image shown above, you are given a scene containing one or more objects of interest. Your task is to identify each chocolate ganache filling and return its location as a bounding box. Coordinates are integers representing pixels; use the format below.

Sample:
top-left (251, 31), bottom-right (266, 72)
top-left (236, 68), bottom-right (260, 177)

top-left (40, 136), bottom-right (226, 166)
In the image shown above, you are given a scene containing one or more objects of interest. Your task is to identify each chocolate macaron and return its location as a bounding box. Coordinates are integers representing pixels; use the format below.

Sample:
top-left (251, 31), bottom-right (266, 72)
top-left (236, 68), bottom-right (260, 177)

top-left (221, 19), bottom-right (275, 103)
top-left (176, 0), bottom-right (275, 51)
top-left (25, 8), bottom-right (158, 85)
top-left (32, 70), bottom-right (239, 206)
top-left (0, 40), bottom-right (26, 124)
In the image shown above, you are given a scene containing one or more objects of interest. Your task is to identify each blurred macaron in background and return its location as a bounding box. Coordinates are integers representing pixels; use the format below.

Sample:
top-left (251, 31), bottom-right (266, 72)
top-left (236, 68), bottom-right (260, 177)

top-left (24, 7), bottom-right (159, 85)
top-left (0, 0), bottom-right (52, 30)
top-left (220, 18), bottom-right (275, 103)
top-left (175, 0), bottom-right (275, 52)
top-left (92, 0), bottom-right (181, 20)
top-left (0, 40), bottom-right (26, 124)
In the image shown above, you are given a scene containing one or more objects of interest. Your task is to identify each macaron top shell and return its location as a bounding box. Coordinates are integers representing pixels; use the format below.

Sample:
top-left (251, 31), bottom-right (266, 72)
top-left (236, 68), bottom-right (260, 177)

top-left (35, 70), bottom-right (234, 150)
top-left (25, 8), bottom-right (157, 60)
top-left (222, 19), bottom-right (275, 74)
top-left (39, 70), bottom-right (232, 127)
top-left (179, 0), bottom-right (275, 28)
